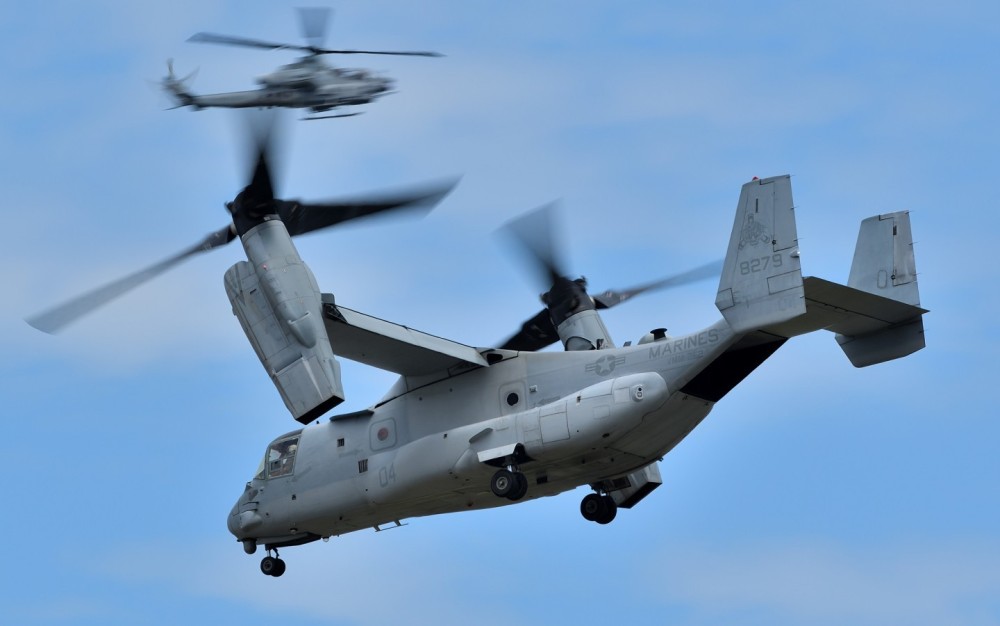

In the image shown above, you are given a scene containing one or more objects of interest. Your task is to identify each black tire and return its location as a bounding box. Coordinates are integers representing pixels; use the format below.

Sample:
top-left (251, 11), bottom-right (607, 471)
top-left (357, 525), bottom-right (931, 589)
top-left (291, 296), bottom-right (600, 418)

top-left (506, 472), bottom-right (528, 501)
top-left (490, 469), bottom-right (515, 498)
top-left (260, 556), bottom-right (278, 576)
top-left (595, 495), bottom-right (618, 525)
top-left (580, 493), bottom-right (603, 521)
top-left (271, 558), bottom-right (287, 577)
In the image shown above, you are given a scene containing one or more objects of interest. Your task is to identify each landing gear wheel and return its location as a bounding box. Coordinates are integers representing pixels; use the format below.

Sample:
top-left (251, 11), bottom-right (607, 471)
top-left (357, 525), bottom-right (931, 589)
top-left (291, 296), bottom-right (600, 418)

top-left (490, 469), bottom-right (515, 498)
top-left (260, 555), bottom-right (287, 577)
top-left (580, 493), bottom-right (603, 521)
top-left (272, 558), bottom-right (286, 577)
top-left (595, 495), bottom-right (617, 525)
top-left (580, 493), bottom-right (618, 524)
top-left (506, 471), bottom-right (528, 501)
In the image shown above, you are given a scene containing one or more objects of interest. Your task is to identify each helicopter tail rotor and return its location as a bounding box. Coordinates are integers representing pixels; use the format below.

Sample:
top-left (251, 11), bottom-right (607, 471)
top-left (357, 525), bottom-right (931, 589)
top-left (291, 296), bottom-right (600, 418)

top-left (161, 59), bottom-right (199, 108)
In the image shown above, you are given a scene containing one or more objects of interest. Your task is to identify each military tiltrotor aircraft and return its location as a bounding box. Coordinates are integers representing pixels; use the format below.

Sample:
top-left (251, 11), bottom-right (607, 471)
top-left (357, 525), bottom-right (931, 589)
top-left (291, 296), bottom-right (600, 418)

top-left (28, 123), bottom-right (927, 578)
top-left (163, 7), bottom-right (441, 120)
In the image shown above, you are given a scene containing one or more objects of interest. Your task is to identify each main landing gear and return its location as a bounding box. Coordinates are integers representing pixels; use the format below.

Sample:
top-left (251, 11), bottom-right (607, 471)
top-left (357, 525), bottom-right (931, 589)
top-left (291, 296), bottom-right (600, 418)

top-left (490, 468), bottom-right (528, 501)
top-left (580, 492), bottom-right (617, 525)
top-left (260, 549), bottom-right (287, 577)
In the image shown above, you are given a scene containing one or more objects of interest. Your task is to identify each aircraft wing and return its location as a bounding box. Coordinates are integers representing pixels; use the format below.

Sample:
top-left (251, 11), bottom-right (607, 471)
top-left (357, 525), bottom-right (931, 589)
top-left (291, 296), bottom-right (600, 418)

top-left (321, 295), bottom-right (489, 376)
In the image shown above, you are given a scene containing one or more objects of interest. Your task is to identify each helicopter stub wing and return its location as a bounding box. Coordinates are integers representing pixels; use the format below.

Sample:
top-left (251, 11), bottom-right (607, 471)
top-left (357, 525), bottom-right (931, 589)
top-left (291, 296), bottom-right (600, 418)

top-left (321, 295), bottom-right (489, 376)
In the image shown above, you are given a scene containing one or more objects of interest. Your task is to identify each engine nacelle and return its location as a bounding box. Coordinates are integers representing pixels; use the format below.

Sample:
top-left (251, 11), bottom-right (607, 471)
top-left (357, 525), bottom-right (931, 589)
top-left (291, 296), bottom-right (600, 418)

top-left (468, 372), bottom-right (669, 470)
top-left (225, 220), bottom-right (345, 424)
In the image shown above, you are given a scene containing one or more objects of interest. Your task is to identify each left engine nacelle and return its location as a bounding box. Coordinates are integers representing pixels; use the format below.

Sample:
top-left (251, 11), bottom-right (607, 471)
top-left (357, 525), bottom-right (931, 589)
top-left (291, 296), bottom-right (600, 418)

top-left (225, 220), bottom-right (345, 424)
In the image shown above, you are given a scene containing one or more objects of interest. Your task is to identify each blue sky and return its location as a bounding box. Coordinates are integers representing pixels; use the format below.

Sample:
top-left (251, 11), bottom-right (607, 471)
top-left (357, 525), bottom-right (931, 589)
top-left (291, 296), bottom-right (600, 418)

top-left (2, 1), bottom-right (998, 624)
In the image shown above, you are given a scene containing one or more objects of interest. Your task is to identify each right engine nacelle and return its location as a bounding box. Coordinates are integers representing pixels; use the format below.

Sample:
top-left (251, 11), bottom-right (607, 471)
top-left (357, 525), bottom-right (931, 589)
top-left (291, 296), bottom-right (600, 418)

top-left (225, 220), bottom-right (345, 424)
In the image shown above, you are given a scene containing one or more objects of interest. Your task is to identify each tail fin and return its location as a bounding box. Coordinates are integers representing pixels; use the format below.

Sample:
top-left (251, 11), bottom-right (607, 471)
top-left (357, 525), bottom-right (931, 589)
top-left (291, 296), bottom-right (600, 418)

top-left (846, 212), bottom-right (920, 306)
top-left (716, 175), bottom-right (806, 333)
top-left (834, 211), bottom-right (925, 366)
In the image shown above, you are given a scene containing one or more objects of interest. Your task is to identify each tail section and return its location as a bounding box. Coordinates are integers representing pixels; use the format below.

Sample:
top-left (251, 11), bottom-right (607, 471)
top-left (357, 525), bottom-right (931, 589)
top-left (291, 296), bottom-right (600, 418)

top-left (715, 175), bottom-right (806, 333)
top-left (162, 60), bottom-right (199, 109)
top-left (715, 176), bottom-right (927, 366)
top-left (834, 211), bottom-right (925, 366)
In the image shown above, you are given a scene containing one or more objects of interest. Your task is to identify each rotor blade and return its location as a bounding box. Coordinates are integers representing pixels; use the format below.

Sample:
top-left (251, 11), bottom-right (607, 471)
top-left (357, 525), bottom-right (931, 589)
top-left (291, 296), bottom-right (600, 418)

top-left (188, 32), bottom-right (309, 53)
top-left (26, 225), bottom-right (235, 334)
top-left (188, 32), bottom-right (442, 57)
top-left (592, 259), bottom-right (724, 309)
top-left (298, 7), bottom-right (331, 49)
top-left (501, 202), bottom-right (565, 287)
top-left (278, 177), bottom-right (459, 237)
top-left (498, 308), bottom-right (559, 352)
top-left (311, 48), bottom-right (443, 57)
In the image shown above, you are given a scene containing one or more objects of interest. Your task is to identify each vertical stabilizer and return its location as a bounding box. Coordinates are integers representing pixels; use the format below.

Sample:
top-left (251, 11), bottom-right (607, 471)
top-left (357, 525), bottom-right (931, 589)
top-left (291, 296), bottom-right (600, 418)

top-left (716, 175), bottom-right (805, 333)
top-left (846, 211), bottom-right (920, 306)
top-left (836, 211), bottom-right (925, 366)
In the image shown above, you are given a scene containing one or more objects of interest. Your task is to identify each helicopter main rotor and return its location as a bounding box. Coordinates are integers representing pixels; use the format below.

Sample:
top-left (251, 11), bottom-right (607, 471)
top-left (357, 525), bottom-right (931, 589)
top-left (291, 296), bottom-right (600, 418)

top-left (188, 7), bottom-right (442, 58)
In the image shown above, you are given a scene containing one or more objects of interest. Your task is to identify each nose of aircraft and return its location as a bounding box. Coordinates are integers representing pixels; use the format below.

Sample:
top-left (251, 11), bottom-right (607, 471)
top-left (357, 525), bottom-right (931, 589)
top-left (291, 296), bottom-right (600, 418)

top-left (226, 500), bottom-right (240, 537)
top-left (227, 487), bottom-right (265, 539)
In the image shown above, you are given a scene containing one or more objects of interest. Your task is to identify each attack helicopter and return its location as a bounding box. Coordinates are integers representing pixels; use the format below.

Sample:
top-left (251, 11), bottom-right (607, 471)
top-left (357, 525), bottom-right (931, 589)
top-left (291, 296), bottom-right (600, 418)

top-left (28, 119), bottom-right (927, 578)
top-left (163, 7), bottom-right (441, 120)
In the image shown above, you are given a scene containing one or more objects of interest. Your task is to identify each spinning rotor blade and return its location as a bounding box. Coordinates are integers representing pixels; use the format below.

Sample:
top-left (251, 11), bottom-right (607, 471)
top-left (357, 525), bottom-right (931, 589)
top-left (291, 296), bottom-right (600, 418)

top-left (188, 32), bottom-right (301, 52)
top-left (298, 7), bottom-right (330, 50)
top-left (188, 32), bottom-right (442, 57)
top-left (499, 308), bottom-right (559, 352)
top-left (184, 35), bottom-right (437, 58)
top-left (592, 259), bottom-right (724, 309)
top-left (28, 112), bottom-right (456, 334)
top-left (26, 225), bottom-right (235, 334)
top-left (497, 203), bottom-right (724, 351)
top-left (310, 48), bottom-right (443, 57)
top-left (499, 260), bottom-right (724, 352)
top-left (501, 202), bottom-right (565, 287)
top-left (278, 178), bottom-right (459, 237)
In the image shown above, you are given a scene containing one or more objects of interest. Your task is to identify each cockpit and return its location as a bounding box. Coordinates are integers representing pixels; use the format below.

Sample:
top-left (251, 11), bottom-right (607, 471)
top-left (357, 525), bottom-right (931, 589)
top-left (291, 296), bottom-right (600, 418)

top-left (254, 431), bottom-right (301, 480)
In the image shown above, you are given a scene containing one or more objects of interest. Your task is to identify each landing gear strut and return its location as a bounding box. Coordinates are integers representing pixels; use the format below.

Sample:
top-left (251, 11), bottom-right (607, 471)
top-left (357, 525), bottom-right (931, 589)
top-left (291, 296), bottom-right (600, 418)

top-left (260, 549), bottom-right (287, 577)
top-left (491, 468), bottom-right (528, 501)
top-left (580, 492), bottom-right (617, 524)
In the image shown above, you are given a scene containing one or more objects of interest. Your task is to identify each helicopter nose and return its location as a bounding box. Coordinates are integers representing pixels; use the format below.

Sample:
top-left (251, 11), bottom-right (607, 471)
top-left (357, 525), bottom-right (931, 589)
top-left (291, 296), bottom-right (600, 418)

top-left (226, 502), bottom-right (240, 536)
top-left (228, 488), bottom-right (264, 538)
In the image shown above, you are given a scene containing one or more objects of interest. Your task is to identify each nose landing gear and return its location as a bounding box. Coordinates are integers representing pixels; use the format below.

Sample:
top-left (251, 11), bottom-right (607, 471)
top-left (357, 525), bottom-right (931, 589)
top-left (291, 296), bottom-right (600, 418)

top-left (490, 468), bottom-right (528, 501)
top-left (580, 492), bottom-right (617, 524)
top-left (260, 549), bottom-right (287, 577)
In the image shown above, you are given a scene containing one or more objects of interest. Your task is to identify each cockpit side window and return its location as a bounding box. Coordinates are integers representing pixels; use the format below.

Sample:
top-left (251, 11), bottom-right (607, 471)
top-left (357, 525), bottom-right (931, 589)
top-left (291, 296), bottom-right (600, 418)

top-left (262, 435), bottom-right (300, 479)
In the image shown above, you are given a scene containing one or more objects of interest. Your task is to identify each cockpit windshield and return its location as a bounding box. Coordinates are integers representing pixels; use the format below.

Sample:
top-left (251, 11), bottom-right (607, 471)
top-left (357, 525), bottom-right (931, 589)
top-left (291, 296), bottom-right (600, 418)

top-left (254, 434), bottom-right (300, 480)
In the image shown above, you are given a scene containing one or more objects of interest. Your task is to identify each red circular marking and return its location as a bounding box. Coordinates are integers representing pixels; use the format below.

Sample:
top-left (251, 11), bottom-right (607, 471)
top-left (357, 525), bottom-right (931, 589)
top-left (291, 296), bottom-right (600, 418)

top-left (377, 427), bottom-right (390, 441)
